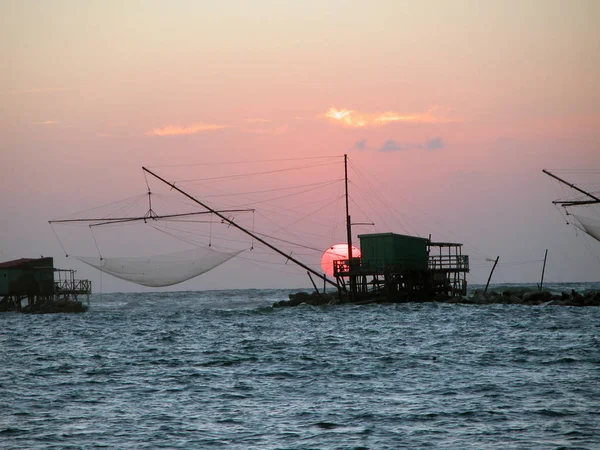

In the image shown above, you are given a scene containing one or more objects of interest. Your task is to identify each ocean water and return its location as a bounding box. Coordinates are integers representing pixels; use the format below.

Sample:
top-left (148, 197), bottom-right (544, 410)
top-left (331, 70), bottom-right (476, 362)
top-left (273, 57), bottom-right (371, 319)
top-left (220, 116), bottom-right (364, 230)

top-left (1, 284), bottom-right (599, 449)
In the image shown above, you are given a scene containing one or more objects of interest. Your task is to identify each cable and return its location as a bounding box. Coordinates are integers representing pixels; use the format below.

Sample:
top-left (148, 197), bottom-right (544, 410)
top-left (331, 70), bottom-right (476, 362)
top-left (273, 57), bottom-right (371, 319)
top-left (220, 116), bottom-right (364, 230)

top-left (201, 178), bottom-right (343, 199)
top-left (227, 179), bottom-right (342, 209)
top-left (175, 160), bottom-right (341, 184)
top-left (349, 159), bottom-right (492, 260)
top-left (50, 223), bottom-right (69, 257)
top-left (89, 227), bottom-right (103, 260)
top-left (148, 155), bottom-right (342, 169)
top-left (49, 193), bottom-right (148, 222)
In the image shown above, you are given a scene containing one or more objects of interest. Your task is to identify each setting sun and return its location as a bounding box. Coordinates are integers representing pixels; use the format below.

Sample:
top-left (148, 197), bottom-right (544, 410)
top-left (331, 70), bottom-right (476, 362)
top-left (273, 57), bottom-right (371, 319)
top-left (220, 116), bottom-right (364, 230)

top-left (320, 244), bottom-right (361, 277)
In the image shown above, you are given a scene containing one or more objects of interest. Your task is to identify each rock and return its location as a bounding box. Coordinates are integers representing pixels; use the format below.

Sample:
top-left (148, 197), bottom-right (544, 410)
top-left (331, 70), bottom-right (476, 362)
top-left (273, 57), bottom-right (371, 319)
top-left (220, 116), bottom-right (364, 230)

top-left (583, 292), bottom-right (600, 306)
top-left (275, 291), bottom-right (337, 307)
top-left (472, 293), bottom-right (487, 304)
top-left (569, 290), bottom-right (585, 306)
top-left (21, 300), bottom-right (87, 314)
top-left (501, 287), bottom-right (533, 298)
top-left (273, 289), bottom-right (600, 308)
top-left (522, 291), bottom-right (553, 304)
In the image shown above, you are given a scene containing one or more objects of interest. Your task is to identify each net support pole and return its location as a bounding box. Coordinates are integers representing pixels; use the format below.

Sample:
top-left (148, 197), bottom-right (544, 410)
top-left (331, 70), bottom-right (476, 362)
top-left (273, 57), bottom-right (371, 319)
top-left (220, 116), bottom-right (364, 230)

top-left (344, 154), bottom-right (356, 300)
top-left (484, 256), bottom-right (499, 293)
top-left (142, 166), bottom-right (339, 289)
top-left (307, 271), bottom-right (321, 296)
top-left (539, 249), bottom-right (548, 291)
top-left (542, 169), bottom-right (600, 203)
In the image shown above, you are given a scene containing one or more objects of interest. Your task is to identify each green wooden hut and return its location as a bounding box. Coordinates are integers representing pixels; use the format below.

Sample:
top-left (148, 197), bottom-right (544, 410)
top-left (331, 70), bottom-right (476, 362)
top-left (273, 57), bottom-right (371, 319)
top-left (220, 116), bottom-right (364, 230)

top-left (358, 232), bottom-right (429, 272)
top-left (0, 257), bottom-right (55, 297)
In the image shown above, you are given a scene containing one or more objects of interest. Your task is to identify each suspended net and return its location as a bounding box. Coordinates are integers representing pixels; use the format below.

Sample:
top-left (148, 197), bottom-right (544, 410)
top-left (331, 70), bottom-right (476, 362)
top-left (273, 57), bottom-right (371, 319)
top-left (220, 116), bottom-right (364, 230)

top-left (77, 247), bottom-right (243, 287)
top-left (572, 214), bottom-right (600, 243)
top-left (49, 157), bottom-right (352, 288)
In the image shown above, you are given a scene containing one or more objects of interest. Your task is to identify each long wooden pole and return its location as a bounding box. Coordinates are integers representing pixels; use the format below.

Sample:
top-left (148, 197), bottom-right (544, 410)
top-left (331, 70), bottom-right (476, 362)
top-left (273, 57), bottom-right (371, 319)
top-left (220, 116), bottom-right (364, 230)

top-left (344, 154), bottom-right (356, 298)
top-left (539, 249), bottom-right (548, 291)
top-left (542, 169), bottom-right (600, 203)
top-left (484, 256), bottom-right (499, 293)
top-left (344, 154), bottom-right (352, 262)
top-left (307, 271), bottom-right (321, 296)
top-left (142, 166), bottom-right (339, 288)
top-left (49, 209), bottom-right (253, 226)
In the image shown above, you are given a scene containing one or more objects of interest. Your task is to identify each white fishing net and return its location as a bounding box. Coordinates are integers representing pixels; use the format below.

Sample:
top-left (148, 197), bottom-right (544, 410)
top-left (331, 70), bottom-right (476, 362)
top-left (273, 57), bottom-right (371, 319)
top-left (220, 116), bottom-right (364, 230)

top-left (77, 247), bottom-right (243, 287)
top-left (572, 214), bottom-right (600, 243)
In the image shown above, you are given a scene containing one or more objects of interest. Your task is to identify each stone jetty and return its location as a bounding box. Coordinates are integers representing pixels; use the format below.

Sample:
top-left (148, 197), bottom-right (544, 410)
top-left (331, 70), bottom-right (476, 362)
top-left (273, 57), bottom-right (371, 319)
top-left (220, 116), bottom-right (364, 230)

top-left (455, 288), bottom-right (600, 307)
top-left (273, 288), bottom-right (600, 308)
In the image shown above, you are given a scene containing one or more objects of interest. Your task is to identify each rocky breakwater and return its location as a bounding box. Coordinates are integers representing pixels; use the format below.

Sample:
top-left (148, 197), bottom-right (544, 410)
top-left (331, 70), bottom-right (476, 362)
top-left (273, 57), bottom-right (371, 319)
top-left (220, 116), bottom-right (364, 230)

top-left (273, 291), bottom-right (340, 307)
top-left (440, 288), bottom-right (600, 307)
top-left (0, 296), bottom-right (88, 314)
top-left (273, 288), bottom-right (600, 308)
top-left (22, 299), bottom-right (88, 313)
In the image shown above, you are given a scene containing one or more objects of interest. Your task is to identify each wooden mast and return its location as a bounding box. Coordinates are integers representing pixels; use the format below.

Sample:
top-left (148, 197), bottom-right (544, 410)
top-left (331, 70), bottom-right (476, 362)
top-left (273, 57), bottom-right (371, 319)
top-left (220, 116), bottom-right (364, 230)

top-left (345, 154), bottom-right (352, 264)
top-left (542, 169), bottom-right (600, 205)
top-left (484, 256), bottom-right (499, 293)
top-left (539, 249), bottom-right (548, 291)
top-left (344, 154), bottom-right (356, 298)
top-left (48, 209), bottom-right (253, 227)
top-left (142, 166), bottom-right (339, 288)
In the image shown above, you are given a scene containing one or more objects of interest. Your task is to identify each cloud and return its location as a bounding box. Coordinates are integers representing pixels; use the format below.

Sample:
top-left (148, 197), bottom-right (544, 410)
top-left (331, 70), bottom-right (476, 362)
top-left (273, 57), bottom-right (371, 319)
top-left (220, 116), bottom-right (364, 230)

top-left (34, 120), bottom-right (59, 125)
top-left (323, 106), bottom-right (457, 128)
top-left (373, 109), bottom-right (454, 125)
top-left (147, 122), bottom-right (226, 136)
top-left (379, 140), bottom-right (404, 152)
top-left (422, 137), bottom-right (444, 150)
top-left (378, 137), bottom-right (445, 152)
top-left (324, 107), bottom-right (367, 127)
top-left (350, 139), bottom-right (368, 151)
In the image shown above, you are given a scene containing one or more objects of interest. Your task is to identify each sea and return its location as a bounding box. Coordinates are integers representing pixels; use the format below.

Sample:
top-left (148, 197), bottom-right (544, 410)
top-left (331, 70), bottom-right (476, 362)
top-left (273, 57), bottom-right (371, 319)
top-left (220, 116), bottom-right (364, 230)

top-left (1, 282), bottom-right (599, 449)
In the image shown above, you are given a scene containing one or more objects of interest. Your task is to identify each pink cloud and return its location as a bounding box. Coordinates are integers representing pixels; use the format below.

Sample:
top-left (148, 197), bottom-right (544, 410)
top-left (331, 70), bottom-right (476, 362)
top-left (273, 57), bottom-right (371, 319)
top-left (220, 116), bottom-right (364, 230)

top-left (323, 106), bottom-right (458, 128)
top-left (147, 123), bottom-right (226, 136)
top-left (323, 108), bottom-right (366, 127)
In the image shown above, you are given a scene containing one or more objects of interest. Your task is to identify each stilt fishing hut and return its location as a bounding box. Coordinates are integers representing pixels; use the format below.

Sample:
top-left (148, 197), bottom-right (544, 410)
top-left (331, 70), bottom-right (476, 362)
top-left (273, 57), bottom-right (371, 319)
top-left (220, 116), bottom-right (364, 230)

top-left (0, 257), bottom-right (91, 313)
top-left (141, 155), bottom-right (468, 303)
top-left (334, 232), bottom-right (469, 301)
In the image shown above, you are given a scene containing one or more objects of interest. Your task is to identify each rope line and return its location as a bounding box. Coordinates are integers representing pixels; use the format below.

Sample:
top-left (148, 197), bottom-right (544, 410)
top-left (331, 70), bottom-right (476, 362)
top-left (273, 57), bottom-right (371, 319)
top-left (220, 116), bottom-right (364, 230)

top-left (148, 155), bottom-right (342, 169)
top-left (175, 161), bottom-right (340, 184)
top-left (89, 227), bottom-right (103, 260)
top-left (50, 223), bottom-right (69, 257)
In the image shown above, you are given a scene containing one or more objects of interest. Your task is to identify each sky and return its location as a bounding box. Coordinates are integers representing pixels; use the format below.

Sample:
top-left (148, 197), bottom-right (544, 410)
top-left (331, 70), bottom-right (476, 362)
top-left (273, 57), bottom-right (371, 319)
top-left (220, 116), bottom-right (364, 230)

top-left (1, 0), bottom-right (600, 292)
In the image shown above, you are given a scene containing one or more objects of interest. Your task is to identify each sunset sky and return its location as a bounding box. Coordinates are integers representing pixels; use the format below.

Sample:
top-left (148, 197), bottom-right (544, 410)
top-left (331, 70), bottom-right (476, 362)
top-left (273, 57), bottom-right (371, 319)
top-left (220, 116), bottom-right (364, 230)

top-left (2, 0), bottom-right (599, 291)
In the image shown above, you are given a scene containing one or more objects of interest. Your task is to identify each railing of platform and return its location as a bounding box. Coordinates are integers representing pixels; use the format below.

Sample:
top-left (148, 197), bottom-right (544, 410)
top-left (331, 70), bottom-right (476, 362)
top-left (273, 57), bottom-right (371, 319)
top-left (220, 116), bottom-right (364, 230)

top-left (428, 255), bottom-right (469, 270)
top-left (334, 255), bottom-right (470, 276)
top-left (333, 258), bottom-right (362, 276)
top-left (54, 279), bottom-right (92, 293)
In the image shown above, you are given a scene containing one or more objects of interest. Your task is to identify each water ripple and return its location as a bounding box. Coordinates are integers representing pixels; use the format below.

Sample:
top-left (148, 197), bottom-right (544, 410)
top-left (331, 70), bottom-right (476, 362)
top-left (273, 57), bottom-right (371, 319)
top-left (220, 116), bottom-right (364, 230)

top-left (1, 288), bottom-right (599, 449)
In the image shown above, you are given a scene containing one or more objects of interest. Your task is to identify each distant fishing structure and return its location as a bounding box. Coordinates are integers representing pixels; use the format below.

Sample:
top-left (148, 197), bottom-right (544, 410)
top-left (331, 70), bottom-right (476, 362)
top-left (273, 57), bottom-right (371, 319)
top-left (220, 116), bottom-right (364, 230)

top-left (0, 257), bottom-right (90, 313)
